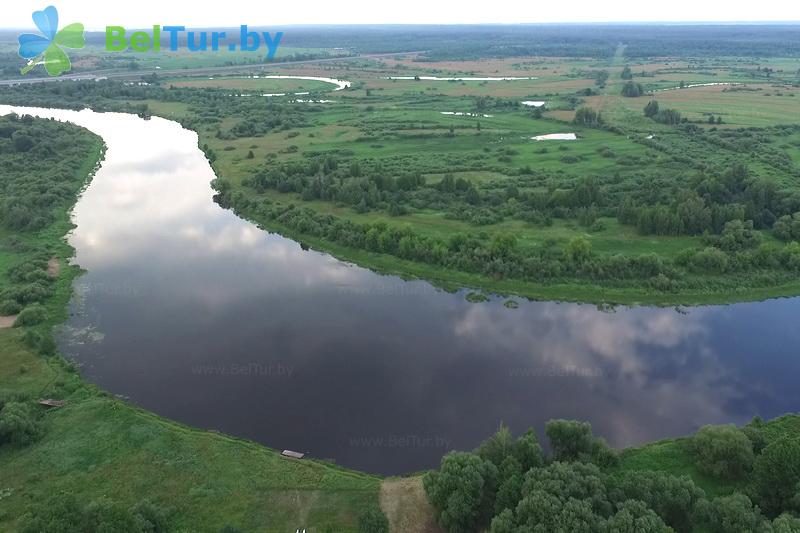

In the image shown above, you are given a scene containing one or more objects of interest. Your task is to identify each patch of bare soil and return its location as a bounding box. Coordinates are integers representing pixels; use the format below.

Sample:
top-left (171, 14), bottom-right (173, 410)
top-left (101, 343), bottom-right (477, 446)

top-left (380, 477), bottom-right (442, 533)
top-left (47, 257), bottom-right (60, 278)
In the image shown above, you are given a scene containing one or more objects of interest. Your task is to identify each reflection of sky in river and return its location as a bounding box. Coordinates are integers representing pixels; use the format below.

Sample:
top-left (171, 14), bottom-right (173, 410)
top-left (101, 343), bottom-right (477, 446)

top-left (2, 104), bottom-right (799, 475)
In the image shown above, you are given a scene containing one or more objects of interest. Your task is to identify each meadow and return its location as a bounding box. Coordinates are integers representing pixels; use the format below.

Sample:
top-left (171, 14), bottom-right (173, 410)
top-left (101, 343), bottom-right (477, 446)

top-left (162, 54), bottom-right (800, 304)
top-left (4, 50), bottom-right (800, 304)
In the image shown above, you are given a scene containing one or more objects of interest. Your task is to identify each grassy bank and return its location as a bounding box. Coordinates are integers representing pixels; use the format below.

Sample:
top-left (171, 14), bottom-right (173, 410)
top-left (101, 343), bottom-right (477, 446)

top-left (227, 198), bottom-right (800, 306)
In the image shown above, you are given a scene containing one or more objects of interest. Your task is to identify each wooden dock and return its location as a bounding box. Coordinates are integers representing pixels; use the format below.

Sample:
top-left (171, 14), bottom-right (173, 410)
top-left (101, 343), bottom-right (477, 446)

top-left (38, 399), bottom-right (68, 408)
top-left (281, 450), bottom-right (305, 459)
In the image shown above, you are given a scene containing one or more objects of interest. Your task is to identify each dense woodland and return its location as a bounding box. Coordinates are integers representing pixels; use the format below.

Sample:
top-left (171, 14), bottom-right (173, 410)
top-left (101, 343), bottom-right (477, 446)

top-left (425, 419), bottom-right (800, 533)
top-left (0, 114), bottom-right (101, 326)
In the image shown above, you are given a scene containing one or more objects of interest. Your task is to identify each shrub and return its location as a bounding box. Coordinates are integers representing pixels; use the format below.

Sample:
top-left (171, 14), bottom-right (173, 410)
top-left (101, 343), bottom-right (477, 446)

top-left (0, 299), bottom-right (21, 315)
top-left (621, 81), bottom-right (645, 97)
top-left (754, 438), bottom-right (800, 515)
top-left (20, 495), bottom-right (172, 533)
top-left (693, 494), bottom-right (767, 533)
top-left (424, 451), bottom-right (498, 533)
top-left (0, 401), bottom-right (42, 446)
top-left (606, 499), bottom-right (672, 532)
top-left (358, 507), bottom-right (389, 533)
top-left (13, 304), bottom-right (48, 327)
top-left (608, 471), bottom-right (705, 532)
top-left (545, 419), bottom-right (617, 466)
top-left (689, 424), bottom-right (755, 480)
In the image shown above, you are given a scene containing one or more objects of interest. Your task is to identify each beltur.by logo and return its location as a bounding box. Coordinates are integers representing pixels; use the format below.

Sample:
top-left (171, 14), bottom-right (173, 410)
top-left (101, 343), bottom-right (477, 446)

top-left (18, 6), bottom-right (85, 76)
top-left (106, 26), bottom-right (283, 59)
top-left (17, 6), bottom-right (285, 77)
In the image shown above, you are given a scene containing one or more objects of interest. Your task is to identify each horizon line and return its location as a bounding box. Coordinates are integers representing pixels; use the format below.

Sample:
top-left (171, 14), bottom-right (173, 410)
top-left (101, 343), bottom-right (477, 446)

top-left (1, 20), bottom-right (800, 32)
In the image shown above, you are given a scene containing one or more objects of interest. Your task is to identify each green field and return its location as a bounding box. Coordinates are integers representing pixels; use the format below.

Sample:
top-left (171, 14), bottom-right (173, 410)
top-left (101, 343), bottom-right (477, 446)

top-left (4, 51), bottom-right (799, 304)
top-left (164, 75), bottom-right (339, 93)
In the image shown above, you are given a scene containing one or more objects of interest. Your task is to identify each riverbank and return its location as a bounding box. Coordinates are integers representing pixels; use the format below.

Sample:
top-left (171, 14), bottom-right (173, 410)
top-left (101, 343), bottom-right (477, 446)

top-left (226, 199), bottom-right (800, 307)
top-left (0, 117), bottom-right (379, 532)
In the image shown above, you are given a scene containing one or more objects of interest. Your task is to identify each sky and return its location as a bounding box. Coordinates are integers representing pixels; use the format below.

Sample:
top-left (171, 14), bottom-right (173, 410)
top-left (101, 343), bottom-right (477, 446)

top-left (2, 0), bottom-right (799, 29)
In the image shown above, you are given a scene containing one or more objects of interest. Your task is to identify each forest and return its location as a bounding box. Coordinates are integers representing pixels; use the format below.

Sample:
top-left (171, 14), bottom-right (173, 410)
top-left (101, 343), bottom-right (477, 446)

top-left (425, 416), bottom-right (800, 532)
top-left (0, 114), bottom-right (102, 326)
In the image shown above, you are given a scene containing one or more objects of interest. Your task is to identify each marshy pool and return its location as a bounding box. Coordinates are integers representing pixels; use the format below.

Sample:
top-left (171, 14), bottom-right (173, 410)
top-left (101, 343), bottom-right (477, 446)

top-left (1, 104), bottom-right (799, 475)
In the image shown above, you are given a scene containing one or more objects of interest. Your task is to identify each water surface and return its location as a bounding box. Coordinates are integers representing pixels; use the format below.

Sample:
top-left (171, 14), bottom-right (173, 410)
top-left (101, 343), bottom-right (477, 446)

top-left (2, 104), bottom-right (799, 475)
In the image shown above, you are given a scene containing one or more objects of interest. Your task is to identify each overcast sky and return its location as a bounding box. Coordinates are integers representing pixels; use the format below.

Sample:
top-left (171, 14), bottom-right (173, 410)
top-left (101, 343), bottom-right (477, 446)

top-left (3, 0), bottom-right (799, 29)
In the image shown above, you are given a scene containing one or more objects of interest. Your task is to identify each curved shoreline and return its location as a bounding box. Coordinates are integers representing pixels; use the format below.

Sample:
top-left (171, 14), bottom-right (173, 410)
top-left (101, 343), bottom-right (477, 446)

top-left (4, 103), bottom-right (798, 308)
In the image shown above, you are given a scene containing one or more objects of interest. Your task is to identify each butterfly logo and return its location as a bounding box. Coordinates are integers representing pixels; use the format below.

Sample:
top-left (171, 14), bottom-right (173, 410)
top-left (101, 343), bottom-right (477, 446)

top-left (18, 6), bottom-right (85, 76)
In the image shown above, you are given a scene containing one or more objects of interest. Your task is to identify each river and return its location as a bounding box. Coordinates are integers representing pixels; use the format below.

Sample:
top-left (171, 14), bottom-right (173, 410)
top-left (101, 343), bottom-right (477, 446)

top-left (1, 104), bottom-right (799, 475)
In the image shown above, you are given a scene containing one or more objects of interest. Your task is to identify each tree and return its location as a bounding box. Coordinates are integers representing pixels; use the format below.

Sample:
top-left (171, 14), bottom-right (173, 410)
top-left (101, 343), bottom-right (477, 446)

top-left (644, 100), bottom-right (660, 118)
top-left (544, 419), bottom-right (616, 466)
top-left (546, 420), bottom-right (596, 461)
top-left (716, 219), bottom-right (761, 252)
top-left (494, 457), bottom-right (523, 514)
top-left (693, 494), bottom-right (767, 533)
top-left (621, 81), bottom-right (645, 97)
top-left (477, 425), bottom-right (516, 467)
top-left (424, 451), bottom-right (499, 533)
top-left (689, 424), bottom-right (755, 480)
top-left (563, 238), bottom-right (592, 266)
top-left (0, 402), bottom-right (42, 446)
top-left (773, 513), bottom-right (800, 532)
top-left (754, 438), bottom-right (800, 515)
top-left (19, 495), bottom-right (171, 533)
top-left (606, 500), bottom-right (672, 533)
top-left (608, 471), bottom-right (705, 532)
top-left (489, 509), bottom-right (515, 533)
top-left (573, 106), bottom-right (602, 126)
top-left (13, 304), bottom-right (48, 327)
top-left (11, 131), bottom-right (34, 152)
top-left (514, 429), bottom-right (544, 471)
top-left (743, 416), bottom-right (768, 455)
top-left (621, 66), bottom-right (633, 79)
top-left (653, 108), bottom-right (682, 125)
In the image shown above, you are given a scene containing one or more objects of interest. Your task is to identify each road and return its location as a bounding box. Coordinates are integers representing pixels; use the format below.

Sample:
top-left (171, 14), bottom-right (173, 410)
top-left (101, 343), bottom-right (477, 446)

top-left (0, 50), bottom-right (426, 86)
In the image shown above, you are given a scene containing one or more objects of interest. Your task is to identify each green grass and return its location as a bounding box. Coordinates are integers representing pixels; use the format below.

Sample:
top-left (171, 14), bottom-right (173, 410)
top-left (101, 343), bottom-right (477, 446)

top-left (0, 380), bottom-right (379, 531)
top-left (614, 414), bottom-right (800, 497)
top-left (164, 76), bottom-right (337, 93)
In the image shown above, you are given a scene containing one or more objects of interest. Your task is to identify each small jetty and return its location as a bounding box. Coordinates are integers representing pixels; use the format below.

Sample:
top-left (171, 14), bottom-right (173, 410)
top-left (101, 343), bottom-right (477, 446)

top-left (38, 399), bottom-right (68, 408)
top-left (281, 450), bottom-right (305, 459)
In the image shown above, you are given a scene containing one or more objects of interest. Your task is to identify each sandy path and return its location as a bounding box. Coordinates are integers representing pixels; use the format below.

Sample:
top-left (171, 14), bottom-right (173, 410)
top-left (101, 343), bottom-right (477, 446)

top-left (380, 477), bottom-right (442, 533)
top-left (47, 257), bottom-right (60, 278)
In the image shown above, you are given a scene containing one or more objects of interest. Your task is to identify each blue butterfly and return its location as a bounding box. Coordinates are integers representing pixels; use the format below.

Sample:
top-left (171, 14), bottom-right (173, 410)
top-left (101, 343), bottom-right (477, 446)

top-left (18, 6), bottom-right (85, 76)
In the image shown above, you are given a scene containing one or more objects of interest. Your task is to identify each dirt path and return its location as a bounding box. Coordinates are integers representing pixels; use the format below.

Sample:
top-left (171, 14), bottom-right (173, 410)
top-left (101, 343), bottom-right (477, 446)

top-left (0, 315), bottom-right (17, 328)
top-left (47, 257), bottom-right (60, 278)
top-left (380, 477), bottom-right (441, 533)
